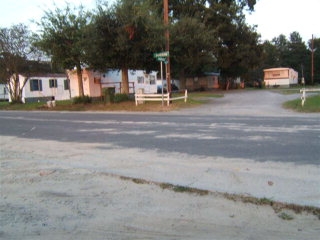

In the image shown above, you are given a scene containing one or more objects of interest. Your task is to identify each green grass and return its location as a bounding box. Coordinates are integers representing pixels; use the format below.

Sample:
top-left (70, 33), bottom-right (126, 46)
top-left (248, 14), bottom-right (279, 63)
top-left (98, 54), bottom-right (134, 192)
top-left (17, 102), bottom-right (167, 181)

top-left (0, 91), bottom-right (224, 112)
top-left (283, 94), bottom-right (320, 112)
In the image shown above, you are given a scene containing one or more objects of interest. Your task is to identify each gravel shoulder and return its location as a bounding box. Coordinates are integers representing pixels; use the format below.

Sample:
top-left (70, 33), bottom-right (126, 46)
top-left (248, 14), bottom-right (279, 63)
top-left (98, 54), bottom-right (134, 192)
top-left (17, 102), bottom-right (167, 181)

top-left (177, 90), bottom-right (304, 116)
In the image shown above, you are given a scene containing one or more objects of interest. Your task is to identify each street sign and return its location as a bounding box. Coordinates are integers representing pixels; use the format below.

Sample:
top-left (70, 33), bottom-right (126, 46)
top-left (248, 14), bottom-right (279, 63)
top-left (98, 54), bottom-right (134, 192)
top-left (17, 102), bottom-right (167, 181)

top-left (153, 51), bottom-right (169, 58)
top-left (156, 57), bottom-right (167, 62)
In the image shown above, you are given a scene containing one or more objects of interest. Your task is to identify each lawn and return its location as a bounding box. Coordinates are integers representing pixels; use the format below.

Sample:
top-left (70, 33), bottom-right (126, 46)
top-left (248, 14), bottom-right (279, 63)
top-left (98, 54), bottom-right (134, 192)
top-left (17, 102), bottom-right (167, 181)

top-left (283, 94), bottom-right (320, 113)
top-left (0, 91), bottom-right (224, 112)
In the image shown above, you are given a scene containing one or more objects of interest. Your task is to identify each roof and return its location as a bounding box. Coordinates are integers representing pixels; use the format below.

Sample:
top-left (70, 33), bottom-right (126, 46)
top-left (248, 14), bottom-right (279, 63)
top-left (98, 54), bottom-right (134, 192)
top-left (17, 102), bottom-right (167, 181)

top-left (20, 73), bottom-right (67, 78)
top-left (263, 68), bottom-right (293, 72)
top-left (204, 72), bottom-right (220, 76)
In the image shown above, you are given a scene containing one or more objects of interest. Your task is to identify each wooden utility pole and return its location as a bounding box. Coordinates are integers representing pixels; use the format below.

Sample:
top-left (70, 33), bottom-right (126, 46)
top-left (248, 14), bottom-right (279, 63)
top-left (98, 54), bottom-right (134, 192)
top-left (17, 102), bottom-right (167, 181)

top-left (163, 0), bottom-right (171, 93)
top-left (311, 34), bottom-right (315, 85)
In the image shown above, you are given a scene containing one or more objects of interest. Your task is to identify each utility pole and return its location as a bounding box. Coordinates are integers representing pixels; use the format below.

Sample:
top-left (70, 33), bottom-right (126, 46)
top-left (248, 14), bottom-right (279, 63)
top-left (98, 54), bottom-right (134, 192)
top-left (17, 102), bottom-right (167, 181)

top-left (311, 34), bottom-right (315, 85)
top-left (163, 0), bottom-right (171, 93)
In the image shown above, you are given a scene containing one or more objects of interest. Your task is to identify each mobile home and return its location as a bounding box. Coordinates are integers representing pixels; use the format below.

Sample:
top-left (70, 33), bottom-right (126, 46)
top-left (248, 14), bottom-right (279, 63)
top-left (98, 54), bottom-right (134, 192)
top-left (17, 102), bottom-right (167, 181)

top-left (264, 68), bottom-right (298, 87)
top-left (67, 69), bottom-right (158, 97)
top-left (0, 84), bottom-right (9, 101)
top-left (9, 73), bottom-right (70, 103)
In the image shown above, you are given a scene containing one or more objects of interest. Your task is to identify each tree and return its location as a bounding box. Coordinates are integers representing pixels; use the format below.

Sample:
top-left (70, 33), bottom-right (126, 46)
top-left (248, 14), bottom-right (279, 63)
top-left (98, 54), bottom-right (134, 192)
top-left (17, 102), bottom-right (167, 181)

top-left (206, 0), bottom-right (262, 84)
top-left (34, 4), bottom-right (92, 97)
top-left (156, 0), bottom-right (261, 86)
top-left (262, 32), bottom-right (309, 83)
top-left (307, 36), bottom-right (320, 84)
top-left (88, 0), bottom-right (164, 94)
top-left (170, 16), bottom-right (217, 89)
top-left (0, 24), bottom-right (40, 103)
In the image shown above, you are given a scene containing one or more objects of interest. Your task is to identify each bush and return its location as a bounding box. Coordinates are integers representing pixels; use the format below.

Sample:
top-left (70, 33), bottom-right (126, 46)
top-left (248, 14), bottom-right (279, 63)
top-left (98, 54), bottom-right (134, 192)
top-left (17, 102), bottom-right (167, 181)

top-left (73, 95), bottom-right (92, 104)
top-left (114, 93), bottom-right (130, 103)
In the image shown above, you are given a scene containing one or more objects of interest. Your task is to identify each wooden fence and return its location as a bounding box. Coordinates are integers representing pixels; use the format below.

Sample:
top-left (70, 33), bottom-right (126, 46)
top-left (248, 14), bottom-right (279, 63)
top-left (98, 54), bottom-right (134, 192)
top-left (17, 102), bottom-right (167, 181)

top-left (135, 90), bottom-right (188, 106)
top-left (300, 88), bottom-right (320, 106)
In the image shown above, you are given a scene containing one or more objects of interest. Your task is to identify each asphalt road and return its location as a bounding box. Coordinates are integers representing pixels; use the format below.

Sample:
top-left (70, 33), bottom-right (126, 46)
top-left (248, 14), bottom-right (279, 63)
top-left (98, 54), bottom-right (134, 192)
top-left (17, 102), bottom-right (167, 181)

top-left (0, 92), bottom-right (319, 165)
top-left (1, 90), bottom-right (320, 240)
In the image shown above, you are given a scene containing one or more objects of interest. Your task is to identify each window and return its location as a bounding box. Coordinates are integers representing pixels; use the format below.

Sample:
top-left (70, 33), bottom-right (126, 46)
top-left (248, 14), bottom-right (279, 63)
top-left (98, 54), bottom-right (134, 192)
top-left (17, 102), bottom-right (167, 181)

top-left (49, 79), bottom-right (58, 88)
top-left (30, 79), bottom-right (42, 91)
top-left (137, 76), bottom-right (144, 84)
top-left (149, 75), bottom-right (156, 85)
top-left (64, 79), bottom-right (70, 90)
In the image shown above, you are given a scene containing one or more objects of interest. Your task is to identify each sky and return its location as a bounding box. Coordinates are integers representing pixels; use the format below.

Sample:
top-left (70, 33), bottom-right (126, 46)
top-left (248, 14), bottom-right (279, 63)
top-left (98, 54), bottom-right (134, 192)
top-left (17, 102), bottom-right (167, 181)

top-left (0, 0), bottom-right (319, 43)
top-left (245, 0), bottom-right (319, 43)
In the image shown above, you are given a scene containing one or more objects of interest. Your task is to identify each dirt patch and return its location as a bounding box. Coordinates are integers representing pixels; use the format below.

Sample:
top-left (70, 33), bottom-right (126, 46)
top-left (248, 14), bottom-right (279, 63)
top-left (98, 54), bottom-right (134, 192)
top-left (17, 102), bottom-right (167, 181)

top-left (1, 136), bottom-right (319, 239)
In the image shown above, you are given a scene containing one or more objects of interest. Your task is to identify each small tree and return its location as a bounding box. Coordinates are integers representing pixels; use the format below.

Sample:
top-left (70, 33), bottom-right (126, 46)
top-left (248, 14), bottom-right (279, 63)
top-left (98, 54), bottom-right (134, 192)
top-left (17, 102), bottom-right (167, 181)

top-left (0, 24), bottom-right (38, 103)
top-left (35, 4), bottom-right (91, 97)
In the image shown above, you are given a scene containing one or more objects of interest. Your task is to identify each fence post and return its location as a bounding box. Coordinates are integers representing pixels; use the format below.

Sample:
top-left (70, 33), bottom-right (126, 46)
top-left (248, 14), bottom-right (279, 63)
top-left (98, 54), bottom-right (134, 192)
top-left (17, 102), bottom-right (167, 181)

top-left (301, 89), bottom-right (306, 107)
top-left (184, 89), bottom-right (188, 102)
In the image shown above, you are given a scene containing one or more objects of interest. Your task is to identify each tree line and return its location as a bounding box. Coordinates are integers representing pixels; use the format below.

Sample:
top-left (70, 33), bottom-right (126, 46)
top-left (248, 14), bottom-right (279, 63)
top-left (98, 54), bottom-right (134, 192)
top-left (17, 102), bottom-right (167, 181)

top-left (1, 0), bottom-right (319, 102)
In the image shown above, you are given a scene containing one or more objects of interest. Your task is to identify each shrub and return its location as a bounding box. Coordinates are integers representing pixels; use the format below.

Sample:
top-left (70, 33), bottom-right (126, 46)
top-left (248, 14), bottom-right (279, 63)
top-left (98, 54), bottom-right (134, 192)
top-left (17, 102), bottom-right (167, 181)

top-left (114, 93), bottom-right (130, 103)
top-left (73, 95), bottom-right (92, 104)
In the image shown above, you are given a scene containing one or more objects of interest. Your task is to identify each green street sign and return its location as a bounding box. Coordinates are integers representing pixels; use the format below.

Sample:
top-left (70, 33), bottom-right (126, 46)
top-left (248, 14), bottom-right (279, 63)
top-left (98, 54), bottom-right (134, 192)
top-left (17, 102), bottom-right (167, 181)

top-left (153, 51), bottom-right (169, 58)
top-left (156, 57), bottom-right (166, 62)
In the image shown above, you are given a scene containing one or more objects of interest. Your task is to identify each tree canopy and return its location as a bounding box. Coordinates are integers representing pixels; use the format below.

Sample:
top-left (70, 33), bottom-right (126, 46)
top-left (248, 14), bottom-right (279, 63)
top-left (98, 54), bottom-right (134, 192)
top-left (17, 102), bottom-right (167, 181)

top-left (87, 0), bottom-right (164, 93)
top-left (0, 24), bottom-right (43, 102)
top-left (3, 0), bottom-right (318, 99)
top-left (34, 4), bottom-right (92, 96)
top-left (261, 32), bottom-right (318, 84)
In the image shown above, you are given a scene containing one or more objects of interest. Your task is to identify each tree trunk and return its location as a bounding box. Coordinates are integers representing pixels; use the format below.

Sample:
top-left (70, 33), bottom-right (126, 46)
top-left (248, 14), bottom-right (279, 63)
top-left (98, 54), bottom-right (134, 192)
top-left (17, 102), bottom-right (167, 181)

top-left (76, 63), bottom-right (84, 97)
top-left (9, 73), bottom-right (22, 103)
top-left (121, 67), bottom-right (129, 94)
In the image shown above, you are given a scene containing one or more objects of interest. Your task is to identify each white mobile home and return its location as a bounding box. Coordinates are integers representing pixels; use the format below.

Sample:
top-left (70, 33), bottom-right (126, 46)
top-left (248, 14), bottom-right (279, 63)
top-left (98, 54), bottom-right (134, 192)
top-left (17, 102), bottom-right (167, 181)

top-left (0, 84), bottom-right (9, 101)
top-left (101, 69), bottom-right (158, 94)
top-left (67, 69), bottom-right (158, 97)
top-left (9, 73), bottom-right (70, 103)
top-left (264, 68), bottom-right (298, 87)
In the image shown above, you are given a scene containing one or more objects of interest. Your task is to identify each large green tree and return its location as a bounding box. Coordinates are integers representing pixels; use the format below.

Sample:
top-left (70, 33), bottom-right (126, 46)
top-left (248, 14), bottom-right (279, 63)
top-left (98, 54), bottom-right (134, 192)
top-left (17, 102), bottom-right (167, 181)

top-left (164, 0), bottom-right (261, 86)
top-left (262, 32), bottom-right (309, 83)
top-left (88, 0), bottom-right (163, 94)
top-left (206, 1), bottom-right (262, 80)
top-left (34, 4), bottom-right (92, 97)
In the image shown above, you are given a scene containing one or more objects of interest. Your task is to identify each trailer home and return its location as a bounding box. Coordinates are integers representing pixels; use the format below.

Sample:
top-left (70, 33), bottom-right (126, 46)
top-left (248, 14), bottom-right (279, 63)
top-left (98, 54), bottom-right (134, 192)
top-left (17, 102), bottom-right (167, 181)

top-left (9, 73), bottom-right (70, 103)
top-left (264, 68), bottom-right (298, 87)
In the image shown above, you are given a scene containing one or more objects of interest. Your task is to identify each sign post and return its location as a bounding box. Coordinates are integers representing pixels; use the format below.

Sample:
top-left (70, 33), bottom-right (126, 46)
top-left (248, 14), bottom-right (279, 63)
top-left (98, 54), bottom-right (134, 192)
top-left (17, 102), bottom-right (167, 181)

top-left (154, 52), bottom-right (169, 106)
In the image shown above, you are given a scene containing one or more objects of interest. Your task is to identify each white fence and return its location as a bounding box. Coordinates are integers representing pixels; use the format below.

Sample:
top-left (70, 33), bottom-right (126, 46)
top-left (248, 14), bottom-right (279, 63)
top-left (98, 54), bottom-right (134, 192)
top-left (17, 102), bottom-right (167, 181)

top-left (135, 89), bottom-right (188, 106)
top-left (300, 88), bottom-right (320, 106)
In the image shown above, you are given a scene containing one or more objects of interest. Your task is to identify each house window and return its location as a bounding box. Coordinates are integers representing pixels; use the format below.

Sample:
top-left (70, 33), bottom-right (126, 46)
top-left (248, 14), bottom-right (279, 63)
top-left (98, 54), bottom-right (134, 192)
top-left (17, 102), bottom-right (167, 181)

top-left (30, 79), bottom-right (42, 91)
top-left (149, 75), bottom-right (156, 85)
top-left (64, 79), bottom-right (70, 90)
top-left (49, 79), bottom-right (58, 88)
top-left (137, 76), bottom-right (144, 84)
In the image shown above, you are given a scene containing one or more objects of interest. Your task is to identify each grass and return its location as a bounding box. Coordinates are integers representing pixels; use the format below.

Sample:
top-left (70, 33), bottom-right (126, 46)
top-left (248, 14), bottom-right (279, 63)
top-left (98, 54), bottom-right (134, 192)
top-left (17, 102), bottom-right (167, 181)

top-left (0, 91), bottom-right (224, 112)
top-left (278, 212), bottom-right (294, 220)
top-left (115, 174), bottom-right (320, 219)
top-left (283, 94), bottom-right (320, 113)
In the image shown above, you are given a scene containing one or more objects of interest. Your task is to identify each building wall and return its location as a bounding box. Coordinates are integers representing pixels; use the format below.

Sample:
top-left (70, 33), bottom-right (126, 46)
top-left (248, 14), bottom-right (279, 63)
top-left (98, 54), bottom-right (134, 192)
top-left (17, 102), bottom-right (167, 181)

top-left (0, 84), bottom-right (9, 101)
top-left (68, 69), bottom-right (158, 96)
top-left (264, 68), bottom-right (298, 87)
top-left (101, 69), bottom-right (158, 94)
top-left (184, 76), bottom-right (219, 91)
top-left (20, 74), bottom-right (70, 103)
